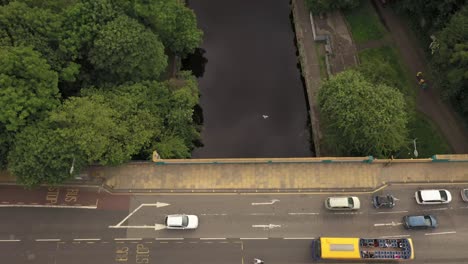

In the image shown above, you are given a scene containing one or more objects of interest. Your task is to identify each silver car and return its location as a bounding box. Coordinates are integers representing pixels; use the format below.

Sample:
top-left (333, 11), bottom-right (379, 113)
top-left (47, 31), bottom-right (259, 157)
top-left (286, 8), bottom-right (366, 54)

top-left (325, 196), bottom-right (360, 210)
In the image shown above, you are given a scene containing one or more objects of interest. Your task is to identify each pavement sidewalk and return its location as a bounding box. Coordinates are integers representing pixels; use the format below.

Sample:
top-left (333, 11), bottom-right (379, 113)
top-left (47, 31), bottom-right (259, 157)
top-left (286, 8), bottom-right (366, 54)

top-left (1, 158), bottom-right (467, 192)
top-left (89, 159), bottom-right (468, 192)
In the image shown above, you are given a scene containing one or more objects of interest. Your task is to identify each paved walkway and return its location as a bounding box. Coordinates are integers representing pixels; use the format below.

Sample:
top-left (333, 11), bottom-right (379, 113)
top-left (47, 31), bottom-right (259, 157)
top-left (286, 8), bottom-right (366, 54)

top-left (1, 157), bottom-right (467, 192)
top-left (91, 158), bottom-right (468, 192)
top-left (291, 0), bottom-right (322, 155)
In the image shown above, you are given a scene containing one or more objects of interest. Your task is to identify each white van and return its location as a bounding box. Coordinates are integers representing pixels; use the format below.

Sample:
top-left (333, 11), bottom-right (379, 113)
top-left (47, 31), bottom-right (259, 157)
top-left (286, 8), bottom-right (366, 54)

top-left (325, 196), bottom-right (360, 210)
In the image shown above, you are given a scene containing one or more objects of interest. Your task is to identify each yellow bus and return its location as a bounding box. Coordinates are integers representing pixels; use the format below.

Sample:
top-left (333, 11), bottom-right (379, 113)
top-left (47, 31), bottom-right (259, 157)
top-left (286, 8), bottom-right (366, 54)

top-left (311, 237), bottom-right (414, 261)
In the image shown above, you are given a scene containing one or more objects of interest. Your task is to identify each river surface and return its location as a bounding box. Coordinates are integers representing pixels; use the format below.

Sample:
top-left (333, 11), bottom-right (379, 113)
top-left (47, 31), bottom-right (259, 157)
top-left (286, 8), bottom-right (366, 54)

top-left (188, 0), bottom-right (313, 158)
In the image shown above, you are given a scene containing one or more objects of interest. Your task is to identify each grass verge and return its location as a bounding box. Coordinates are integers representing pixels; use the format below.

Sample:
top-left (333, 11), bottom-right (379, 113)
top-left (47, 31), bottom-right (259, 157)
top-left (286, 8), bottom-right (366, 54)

top-left (343, 0), bottom-right (387, 44)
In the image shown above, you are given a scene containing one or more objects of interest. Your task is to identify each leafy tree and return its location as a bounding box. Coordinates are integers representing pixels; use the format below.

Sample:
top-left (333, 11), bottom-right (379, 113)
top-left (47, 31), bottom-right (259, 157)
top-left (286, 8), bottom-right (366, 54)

top-left (305, 0), bottom-right (361, 13)
top-left (60, 0), bottom-right (122, 61)
top-left (357, 56), bottom-right (401, 91)
top-left (0, 1), bottom-right (77, 81)
top-left (133, 0), bottom-right (203, 56)
top-left (8, 122), bottom-right (86, 187)
top-left (394, 0), bottom-right (466, 34)
top-left (0, 126), bottom-right (13, 169)
top-left (83, 73), bottom-right (200, 159)
top-left (0, 46), bottom-right (60, 132)
top-left (48, 92), bottom-right (156, 165)
top-left (318, 70), bottom-right (409, 157)
top-left (432, 6), bottom-right (468, 120)
top-left (89, 15), bottom-right (167, 84)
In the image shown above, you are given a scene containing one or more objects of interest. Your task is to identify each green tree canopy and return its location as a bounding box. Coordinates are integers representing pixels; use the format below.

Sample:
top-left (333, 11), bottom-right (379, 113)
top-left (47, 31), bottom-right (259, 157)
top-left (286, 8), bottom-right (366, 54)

top-left (8, 122), bottom-right (86, 187)
top-left (433, 6), bottom-right (468, 120)
top-left (318, 70), bottom-right (409, 157)
top-left (0, 1), bottom-right (78, 81)
top-left (89, 15), bottom-right (167, 84)
top-left (48, 92), bottom-right (155, 165)
top-left (0, 46), bottom-right (60, 132)
top-left (60, 0), bottom-right (121, 61)
top-left (133, 0), bottom-right (202, 56)
top-left (305, 0), bottom-right (361, 13)
top-left (395, 0), bottom-right (466, 34)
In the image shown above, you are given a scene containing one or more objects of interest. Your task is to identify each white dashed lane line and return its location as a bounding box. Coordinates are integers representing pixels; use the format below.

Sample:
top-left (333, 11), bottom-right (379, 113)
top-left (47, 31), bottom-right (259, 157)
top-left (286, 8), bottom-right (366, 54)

top-left (0, 239), bottom-right (21, 242)
top-left (36, 239), bottom-right (61, 242)
top-left (425, 231), bottom-right (457, 236)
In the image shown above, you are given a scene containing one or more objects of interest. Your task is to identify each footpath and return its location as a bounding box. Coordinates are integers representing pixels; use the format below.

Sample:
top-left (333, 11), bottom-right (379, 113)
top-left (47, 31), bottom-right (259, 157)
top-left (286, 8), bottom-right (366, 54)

top-left (2, 157), bottom-right (467, 193)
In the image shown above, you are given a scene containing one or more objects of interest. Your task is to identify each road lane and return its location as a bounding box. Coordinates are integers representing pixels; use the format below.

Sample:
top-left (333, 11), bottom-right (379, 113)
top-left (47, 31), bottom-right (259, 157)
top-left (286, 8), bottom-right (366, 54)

top-left (1, 183), bottom-right (467, 263)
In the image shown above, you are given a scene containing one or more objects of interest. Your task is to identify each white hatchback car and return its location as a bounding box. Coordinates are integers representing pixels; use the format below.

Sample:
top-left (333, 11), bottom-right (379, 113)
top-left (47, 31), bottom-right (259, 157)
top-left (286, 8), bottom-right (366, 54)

top-left (415, 189), bottom-right (452, 204)
top-left (165, 214), bottom-right (199, 229)
top-left (325, 196), bottom-right (360, 210)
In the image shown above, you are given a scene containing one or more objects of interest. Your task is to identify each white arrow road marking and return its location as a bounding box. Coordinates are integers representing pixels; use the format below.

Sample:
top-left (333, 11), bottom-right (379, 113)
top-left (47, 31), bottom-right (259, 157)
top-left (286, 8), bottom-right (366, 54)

top-left (154, 224), bottom-right (167, 231)
top-left (251, 199), bottom-right (279, 206)
top-left (109, 202), bottom-right (169, 228)
top-left (252, 224), bottom-right (281, 229)
top-left (374, 221), bottom-right (403, 227)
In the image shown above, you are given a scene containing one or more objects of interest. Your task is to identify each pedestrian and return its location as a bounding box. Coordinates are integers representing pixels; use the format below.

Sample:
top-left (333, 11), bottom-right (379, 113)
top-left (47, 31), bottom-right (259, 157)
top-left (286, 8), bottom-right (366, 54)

top-left (419, 79), bottom-right (428, 90)
top-left (416, 71), bottom-right (423, 81)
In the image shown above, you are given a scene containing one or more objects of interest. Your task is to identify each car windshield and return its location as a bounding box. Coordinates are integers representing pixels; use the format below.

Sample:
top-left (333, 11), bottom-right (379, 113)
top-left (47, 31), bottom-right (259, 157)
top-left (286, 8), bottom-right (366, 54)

top-left (423, 216), bottom-right (432, 226)
top-left (439, 191), bottom-right (447, 201)
top-left (348, 197), bottom-right (354, 206)
top-left (417, 191), bottom-right (423, 201)
top-left (182, 215), bottom-right (189, 227)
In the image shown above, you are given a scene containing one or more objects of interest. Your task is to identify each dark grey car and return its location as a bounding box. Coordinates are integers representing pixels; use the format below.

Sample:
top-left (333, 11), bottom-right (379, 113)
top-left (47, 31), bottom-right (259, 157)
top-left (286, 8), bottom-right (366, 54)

top-left (372, 194), bottom-right (395, 208)
top-left (403, 215), bottom-right (438, 229)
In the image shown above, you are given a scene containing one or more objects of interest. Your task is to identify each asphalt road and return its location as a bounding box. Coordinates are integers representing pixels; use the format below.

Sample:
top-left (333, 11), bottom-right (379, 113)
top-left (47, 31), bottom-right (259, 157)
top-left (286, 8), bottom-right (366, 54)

top-left (1, 184), bottom-right (467, 263)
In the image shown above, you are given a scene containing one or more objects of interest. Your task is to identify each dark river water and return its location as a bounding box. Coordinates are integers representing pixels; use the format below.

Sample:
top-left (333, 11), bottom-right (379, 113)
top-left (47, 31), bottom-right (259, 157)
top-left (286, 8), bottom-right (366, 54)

top-left (187, 0), bottom-right (313, 158)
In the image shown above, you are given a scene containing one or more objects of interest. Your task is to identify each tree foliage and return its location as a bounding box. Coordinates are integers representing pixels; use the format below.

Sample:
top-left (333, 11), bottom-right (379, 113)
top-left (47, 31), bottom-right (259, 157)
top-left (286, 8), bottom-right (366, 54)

top-left (8, 122), bottom-right (86, 187)
top-left (394, 0), bottom-right (466, 34)
top-left (60, 0), bottom-right (121, 61)
top-left (1, 0), bottom-right (203, 186)
top-left (305, 0), bottom-right (361, 13)
top-left (0, 46), bottom-right (60, 132)
top-left (133, 0), bottom-right (203, 56)
top-left (432, 6), bottom-right (468, 120)
top-left (0, 1), bottom-right (77, 80)
top-left (89, 15), bottom-right (167, 84)
top-left (48, 93), bottom-right (153, 165)
top-left (318, 70), bottom-right (409, 157)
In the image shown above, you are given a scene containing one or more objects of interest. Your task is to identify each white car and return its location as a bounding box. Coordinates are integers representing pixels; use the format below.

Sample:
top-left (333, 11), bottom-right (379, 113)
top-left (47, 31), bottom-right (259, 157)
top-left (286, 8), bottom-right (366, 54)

top-left (325, 196), bottom-right (360, 210)
top-left (165, 214), bottom-right (199, 229)
top-left (415, 189), bottom-right (452, 204)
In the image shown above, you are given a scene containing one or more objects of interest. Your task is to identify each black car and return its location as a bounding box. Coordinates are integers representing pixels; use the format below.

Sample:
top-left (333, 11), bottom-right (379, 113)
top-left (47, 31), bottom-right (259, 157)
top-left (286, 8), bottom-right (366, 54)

top-left (372, 194), bottom-right (395, 208)
top-left (403, 215), bottom-right (438, 229)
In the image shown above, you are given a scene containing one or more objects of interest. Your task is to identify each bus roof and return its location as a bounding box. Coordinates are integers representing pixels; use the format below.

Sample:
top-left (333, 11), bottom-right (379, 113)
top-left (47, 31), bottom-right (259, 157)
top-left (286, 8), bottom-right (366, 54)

top-left (320, 237), bottom-right (361, 259)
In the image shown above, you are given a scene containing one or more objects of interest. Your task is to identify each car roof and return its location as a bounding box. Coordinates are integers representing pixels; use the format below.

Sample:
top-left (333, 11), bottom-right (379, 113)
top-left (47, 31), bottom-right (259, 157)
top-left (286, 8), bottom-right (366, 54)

top-left (407, 215), bottom-right (428, 226)
top-left (419, 190), bottom-right (442, 201)
top-left (329, 197), bottom-right (351, 207)
top-left (167, 215), bottom-right (183, 226)
top-left (377, 195), bottom-right (393, 203)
